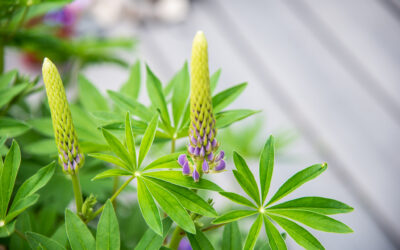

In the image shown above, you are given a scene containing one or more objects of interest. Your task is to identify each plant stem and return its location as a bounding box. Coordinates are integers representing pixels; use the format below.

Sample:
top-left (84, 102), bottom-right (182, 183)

top-left (168, 226), bottom-right (185, 250)
top-left (86, 175), bottom-right (135, 223)
top-left (14, 229), bottom-right (27, 241)
top-left (112, 176), bottom-right (119, 207)
top-left (171, 138), bottom-right (176, 153)
top-left (71, 172), bottom-right (84, 215)
top-left (202, 223), bottom-right (226, 232)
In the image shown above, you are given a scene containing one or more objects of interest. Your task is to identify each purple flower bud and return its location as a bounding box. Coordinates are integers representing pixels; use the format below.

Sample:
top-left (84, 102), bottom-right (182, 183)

top-left (190, 136), bottom-right (197, 145)
top-left (202, 134), bottom-right (207, 145)
top-left (182, 162), bottom-right (191, 175)
top-left (178, 154), bottom-right (188, 166)
top-left (202, 159), bottom-right (209, 173)
top-left (207, 152), bottom-right (214, 161)
top-left (215, 160), bottom-right (226, 171)
top-left (197, 135), bottom-right (202, 145)
top-left (72, 160), bottom-right (77, 170)
top-left (216, 151), bottom-right (225, 161)
top-left (188, 145), bottom-right (195, 154)
top-left (212, 139), bottom-right (218, 148)
top-left (76, 154), bottom-right (81, 164)
top-left (200, 147), bottom-right (205, 157)
top-left (208, 129), bottom-right (212, 139)
top-left (206, 141), bottom-right (211, 152)
top-left (194, 147), bottom-right (201, 156)
top-left (63, 162), bottom-right (68, 171)
top-left (193, 168), bottom-right (200, 182)
top-left (63, 151), bottom-right (68, 161)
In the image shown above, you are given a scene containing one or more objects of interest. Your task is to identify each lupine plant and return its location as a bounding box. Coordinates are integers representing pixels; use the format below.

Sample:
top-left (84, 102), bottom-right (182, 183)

top-left (0, 31), bottom-right (353, 250)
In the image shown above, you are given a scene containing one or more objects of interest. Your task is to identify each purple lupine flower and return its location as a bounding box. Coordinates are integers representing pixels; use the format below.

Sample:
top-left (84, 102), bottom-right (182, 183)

top-left (193, 169), bottom-right (200, 182)
top-left (178, 238), bottom-right (192, 250)
top-left (202, 159), bottom-right (209, 173)
top-left (182, 162), bottom-right (191, 175)
top-left (215, 160), bottom-right (226, 171)
top-left (178, 154), bottom-right (188, 166)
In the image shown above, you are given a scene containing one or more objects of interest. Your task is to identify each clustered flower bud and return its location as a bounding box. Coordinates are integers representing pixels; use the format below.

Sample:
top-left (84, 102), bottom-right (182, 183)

top-left (178, 31), bottom-right (225, 182)
top-left (42, 58), bottom-right (84, 174)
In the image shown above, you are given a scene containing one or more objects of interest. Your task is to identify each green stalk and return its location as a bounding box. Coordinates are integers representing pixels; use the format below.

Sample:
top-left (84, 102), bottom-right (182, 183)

top-left (71, 172), bottom-right (83, 214)
top-left (86, 175), bottom-right (135, 223)
top-left (168, 226), bottom-right (184, 250)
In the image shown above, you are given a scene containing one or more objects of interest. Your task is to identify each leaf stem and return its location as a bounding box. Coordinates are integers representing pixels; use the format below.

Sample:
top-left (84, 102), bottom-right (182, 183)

top-left (202, 223), bottom-right (226, 232)
top-left (168, 226), bottom-right (185, 250)
top-left (171, 138), bottom-right (176, 153)
top-left (71, 172), bottom-right (84, 215)
top-left (86, 175), bottom-right (135, 223)
top-left (112, 176), bottom-right (119, 207)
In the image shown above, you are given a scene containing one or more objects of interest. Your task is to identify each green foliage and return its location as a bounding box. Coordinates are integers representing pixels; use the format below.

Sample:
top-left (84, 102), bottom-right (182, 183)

top-left (213, 136), bottom-right (353, 250)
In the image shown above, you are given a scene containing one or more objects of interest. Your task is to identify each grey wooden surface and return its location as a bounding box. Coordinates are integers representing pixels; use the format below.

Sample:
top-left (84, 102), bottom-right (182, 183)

top-left (74, 0), bottom-right (400, 249)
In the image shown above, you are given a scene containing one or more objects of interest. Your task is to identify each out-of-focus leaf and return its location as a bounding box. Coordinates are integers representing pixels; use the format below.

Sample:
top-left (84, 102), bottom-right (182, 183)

top-left (243, 214), bottom-right (263, 250)
top-left (0, 220), bottom-right (16, 238)
top-left (0, 141), bottom-right (21, 219)
top-left (78, 74), bottom-right (109, 112)
top-left (26, 231), bottom-right (66, 250)
top-left (138, 114), bottom-right (159, 167)
top-left (266, 209), bottom-right (352, 233)
top-left (268, 214), bottom-right (324, 250)
top-left (171, 62), bottom-right (190, 128)
top-left (0, 83), bottom-right (29, 108)
top-left (268, 197), bottom-right (354, 215)
top-left (216, 109), bottom-right (260, 129)
top-left (146, 65), bottom-right (170, 126)
top-left (187, 227), bottom-right (215, 250)
top-left (28, 118), bottom-right (54, 137)
top-left (212, 210), bottom-right (257, 224)
top-left (107, 90), bottom-right (152, 121)
top-left (92, 169), bottom-right (133, 181)
top-left (142, 171), bottom-right (223, 192)
top-left (233, 152), bottom-right (260, 205)
top-left (0, 118), bottom-right (30, 137)
top-left (210, 69), bottom-right (222, 93)
top-left (222, 221), bottom-right (242, 250)
top-left (120, 60), bottom-right (141, 100)
top-left (260, 135), bottom-right (274, 204)
top-left (137, 178), bottom-right (162, 236)
top-left (65, 209), bottom-right (95, 250)
top-left (96, 200), bottom-right (120, 250)
top-left (267, 164), bottom-right (327, 205)
top-left (212, 82), bottom-right (247, 113)
top-left (24, 139), bottom-right (57, 155)
top-left (0, 70), bottom-right (17, 89)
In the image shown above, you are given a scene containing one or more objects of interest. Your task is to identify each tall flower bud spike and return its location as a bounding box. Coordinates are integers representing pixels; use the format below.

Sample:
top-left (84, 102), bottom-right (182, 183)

top-left (178, 31), bottom-right (225, 182)
top-left (42, 58), bottom-right (84, 174)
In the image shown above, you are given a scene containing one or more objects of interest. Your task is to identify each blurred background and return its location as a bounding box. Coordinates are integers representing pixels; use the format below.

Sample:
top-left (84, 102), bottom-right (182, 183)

top-left (2, 0), bottom-right (400, 249)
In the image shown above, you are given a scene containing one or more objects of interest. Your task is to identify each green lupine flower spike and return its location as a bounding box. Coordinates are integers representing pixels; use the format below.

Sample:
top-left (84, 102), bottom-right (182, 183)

top-left (42, 58), bottom-right (84, 174)
top-left (178, 31), bottom-right (225, 182)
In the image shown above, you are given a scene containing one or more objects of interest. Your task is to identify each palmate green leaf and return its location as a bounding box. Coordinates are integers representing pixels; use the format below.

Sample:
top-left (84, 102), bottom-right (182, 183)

top-left (96, 200), bottom-right (120, 250)
top-left (65, 209), bottom-right (96, 250)
top-left (142, 152), bottom-right (183, 171)
top-left (135, 218), bottom-right (173, 250)
top-left (125, 113), bottom-right (137, 168)
top-left (260, 135), bottom-right (275, 204)
top-left (146, 65), bottom-right (171, 126)
top-left (137, 178), bottom-right (162, 236)
top-left (142, 171), bottom-right (223, 192)
top-left (187, 227), bottom-right (215, 250)
top-left (120, 60), bottom-right (141, 100)
top-left (0, 70), bottom-right (17, 89)
top-left (216, 109), bottom-right (260, 129)
top-left (263, 215), bottom-right (286, 250)
top-left (144, 177), bottom-right (196, 234)
top-left (92, 169), bottom-right (133, 181)
top-left (244, 214), bottom-right (263, 250)
top-left (78, 74), bottom-right (109, 112)
top-left (5, 194), bottom-right (39, 223)
top-left (222, 221), bottom-right (242, 250)
top-left (268, 214), bottom-right (324, 250)
top-left (267, 164), bottom-right (327, 206)
top-left (0, 220), bottom-right (15, 238)
top-left (0, 82), bottom-right (29, 109)
top-left (11, 162), bottom-right (55, 209)
top-left (0, 141), bottom-right (21, 219)
top-left (266, 209), bottom-right (352, 233)
top-left (102, 129), bottom-right (134, 170)
top-left (0, 118), bottom-right (31, 137)
top-left (143, 176), bottom-right (217, 217)
top-left (210, 68), bottom-right (222, 93)
top-left (172, 62), bottom-right (190, 128)
top-left (233, 152), bottom-right (260, 205)
top-left (138, 114), bottom-right (159, 167)
top-left (219, 192), bottom-right (257, 209)
top-left (26, 231), bottom-right (66, 250)
top-left (89, 153), bottom-right (131, 171)
top-left (268, 197), bottom-right (354, 215)
top-left (213, 210), bottom-right (257, 224)
top-left (107, 90), bottom-right (152, 122)
top-left (212, 82), bottom-right (247, 113)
